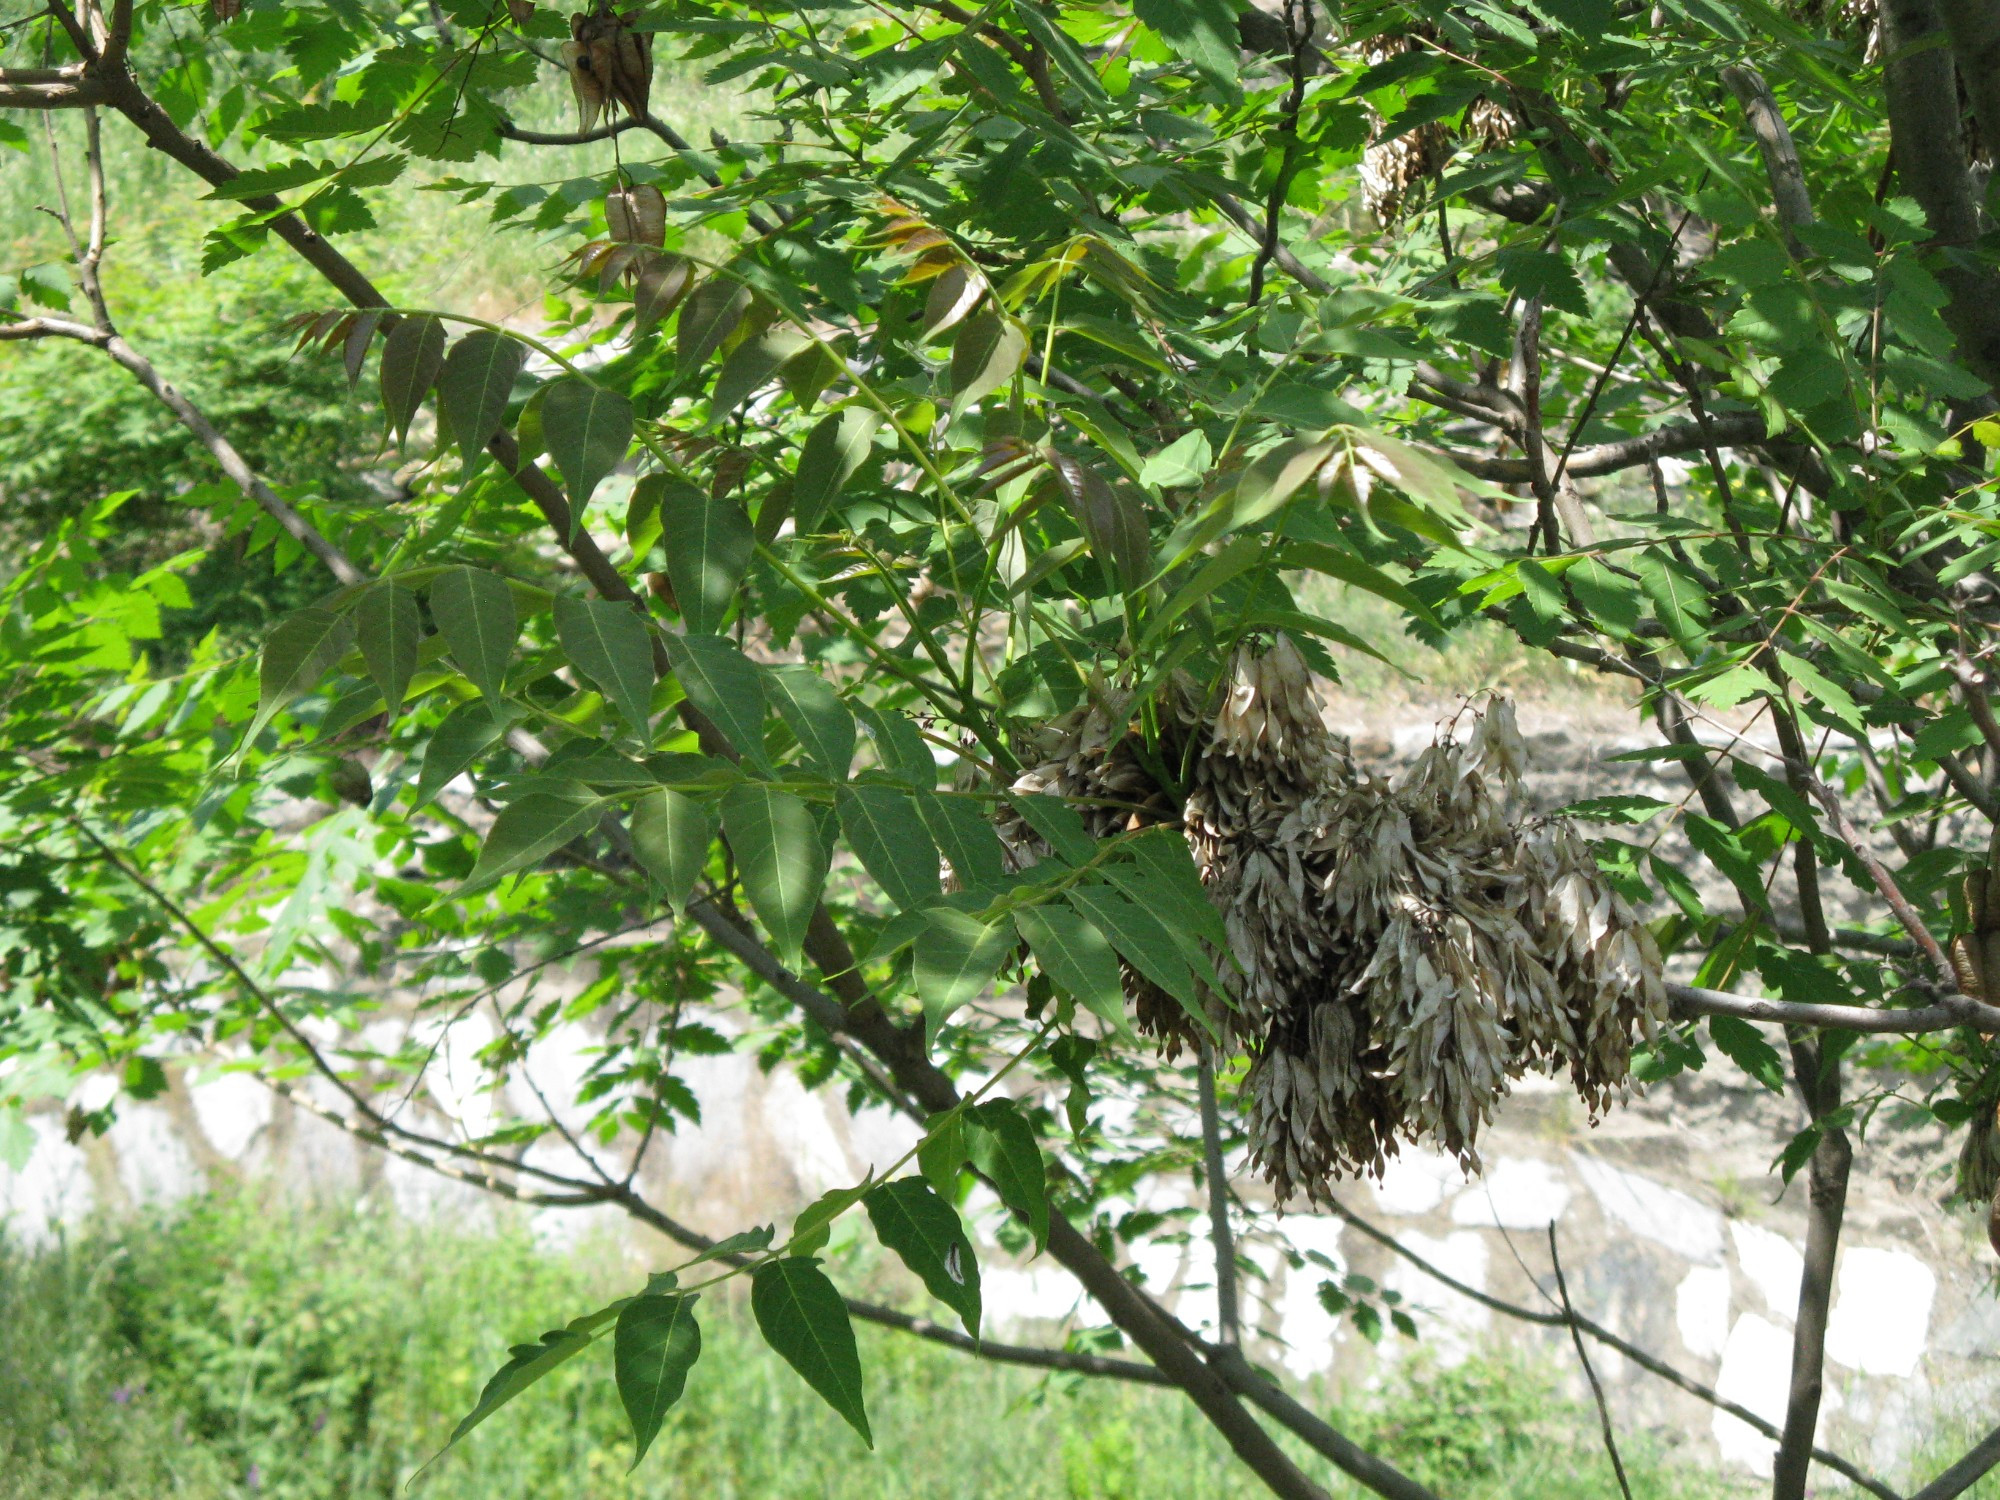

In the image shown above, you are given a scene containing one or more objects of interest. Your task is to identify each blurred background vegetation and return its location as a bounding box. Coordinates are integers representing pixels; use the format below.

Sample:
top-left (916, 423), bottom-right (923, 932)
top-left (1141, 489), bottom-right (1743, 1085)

top-left (0, 1187), bottom-right (1766, 1500)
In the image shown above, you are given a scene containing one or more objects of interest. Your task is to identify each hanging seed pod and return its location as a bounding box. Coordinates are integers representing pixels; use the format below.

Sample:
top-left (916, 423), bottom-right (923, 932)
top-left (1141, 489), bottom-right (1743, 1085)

top-left (562, 29), bottom-right (608, 133)
top-left (210, 0), bottom-right (242, 19)
top-left (991, 639), bottom-right (1668, 1204)
top-left (506, 0), bottom-right (535, 24)
top-left (609, 9), bottom-right (653, 120)
top-left (606, 183), bottom-right (667, 247)
top-left (570, 2), bottom-right (651, 125)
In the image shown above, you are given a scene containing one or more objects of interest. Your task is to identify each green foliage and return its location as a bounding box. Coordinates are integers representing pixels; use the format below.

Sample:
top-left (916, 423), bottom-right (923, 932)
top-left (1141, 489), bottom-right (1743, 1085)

top-left (10, 0), bottom-right (2000, 1486)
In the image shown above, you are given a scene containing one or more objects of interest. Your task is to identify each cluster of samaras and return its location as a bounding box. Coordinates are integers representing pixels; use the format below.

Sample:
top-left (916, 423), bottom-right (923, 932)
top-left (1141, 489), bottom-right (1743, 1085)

top-left (994, 639), bottom-right (1667, 1204)
top-left (560, 0), bottom-right (653, 133)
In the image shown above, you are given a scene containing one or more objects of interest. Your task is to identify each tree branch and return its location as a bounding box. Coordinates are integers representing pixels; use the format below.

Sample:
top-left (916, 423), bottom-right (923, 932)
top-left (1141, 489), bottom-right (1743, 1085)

top-left (1549, 1225), bottom-right (1633, 1500)
top-left (1197, 1043), bottom-right (1242, 1346)
top-left (1721, 65), bottom-right (1816, 253)
top-left (1667, 980), bottom-right (2000, 1034)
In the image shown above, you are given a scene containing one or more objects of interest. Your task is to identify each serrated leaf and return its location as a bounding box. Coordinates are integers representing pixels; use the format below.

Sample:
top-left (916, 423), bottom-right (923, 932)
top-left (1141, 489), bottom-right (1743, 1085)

top-left (751, 1258), bottom-right (871, 1446)
top-left (355, 582), bottom-right (421, 718)
top-left (1064, 885), bottom-right (1205, 1017)
top-left (864, 1177), bottom-right (980, 1336)
top-left (914, 909), bottom-right (1013, 1033)
top-left (415, 699), bottom-right (510, 809)
top-left (838, 785), bottom-right (941, 911)
top-left (677, 278), bottom-right (752, 372)
top-left (767, 665), bottom-right (855, 776)
top-left (554, 595), bottom-right (655, 741)
top-left (462, 789), bottom-right (604, 891)
top-left (252, 607), bottom-right (354, 744)
top-left (1133, 0), bottom-right (1240, 81)
top-left (439, 329), bottom-right (525, 465)
top-left (630, 787), bottom-right (713, 913)
top-left (720, 782), bottom-right (827, 964)
top-left (542, 378), bottom-right (633, 510)
top-left (949, 309), bottom-right (1026, 415)
top-left (658, 481), bottom-right (754, 635)
top-left (1016, 905), bottom-right (1132, 1038)
top-left (793, 408), bottom-right (880, 535)
top-left (1708, 1014), bottom-right (1786, 1094)
top-left (615, 1292), bottom-right (701, 1468)
top-left (430, 566), bottom-right (520, 708)
top-left (967, 1099), bottom-right (1048, 1253)
top-left (665, 634), bottom-right (770, 771)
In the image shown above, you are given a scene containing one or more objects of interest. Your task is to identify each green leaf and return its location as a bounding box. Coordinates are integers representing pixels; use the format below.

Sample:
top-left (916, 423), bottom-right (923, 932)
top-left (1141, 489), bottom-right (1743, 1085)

top-left (949, 309), bottom-right (1027, 415)
top-left (793, 408), bottom-right (880, 535)
top-left (428, 1304), bottom-right (618, 1469)
top-left (751, 1258), bottom-right (871, 1447)
top-left (838, 785), bottom-right (942, 911)
top-left (658, 481), bottom-right (754, 636)
top-left (665, 634), bottom-right (771, 772)
top-left (1708, 1015), bottom-right (1786, 1093)
top-left (630, 787), bottom-right (713, 913)
top-left (767, 665), bottom-right (856, 776)
top-left (1278, 542), bottom-right (1438, 627)
top-left (355, 582), bottom-right (422, 719)
top-left (917, 790), bottom-right (1008, 893)
top-left (711, 326), bottom-right (810, 421)
top-left (380, 314), bottom-right (446, 445)
top-left (430, 566), bottom-right (521, 708)
top-left (615, 1292), bottom-right (701, 1468)
top-left (967, 1099), bottom-right (1048, 1253)
top-left (438, 329), bottom-right (526, 465)
top-left (1494, 246), bottom-right (1589, 316)
top-left (554, 595), bottom-right (656, 741)
top-left (1133, 0), bottom-right (1241, 82)
top-left (859, 705), bottom-right (936, 788)
top-left (677, 279), bottom-right (752, 372)
top-left (914, 909), bottom-right (1014, 1033)
top-left (1064, 884), bottom-right (1206, 1019)
top-left (720, 783), bottom-right (828, 964)
top-left (251, 606), bottom-right (354, 742)
top-left (1010, 793), bottom-right (1096, 865)
top-left (542, 378), bottom-right (633, 510)
top-left (415, 699), bottom-right (510, 809)
top-left (917, 1111), bottom-right (966, 1198)
top-left (462, 789), bottom-right (604, 891)
top-left (864, 1178), bottom-right (981, 1336)
top-left (1016, 906), bottom-right (1131, 1037)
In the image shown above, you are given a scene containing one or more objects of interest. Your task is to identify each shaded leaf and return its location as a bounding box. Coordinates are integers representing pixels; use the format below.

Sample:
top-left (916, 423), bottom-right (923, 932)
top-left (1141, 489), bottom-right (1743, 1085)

top-left (356, 582), bottom-right (421, 717)
top-left (949, 309), bottom-right (1026, 415)
top-left (720, 782), bottom-right (827, 964)
top-left (554, 595), bottom-right (655, 741)
top-left (967, 1099), bottom-right (1048, 1252)
top-left (252, 607), bottom-right (354, 744)
top-left (864, 1177), bottom-right (980, 1335)
top-left (665, 634), bottom-right (770, 771)
top-left (1015, 905), bottom-right (1130, 1037)
top-left (838, 785), bottom-right (942, 910)
top-left (438, 329), bottom-right (526, 465)
top-left (630, 787), bottom-right (713, 913)
top-left (659, 481), bottom-right (753, 635)
top-left (542, 377), bottom-right (633, 510)
top-left (614, 1292), bottom-right (701, 1468)
top-left (380, 314), bottom-right (446, 445)
top-left (751, 1258), bottom-right (871, 1446)
top-left (767, 664), bottom-right (855, 776)
top-left (463, 788), bottom-right (604, 891)
top-left (677, 278), bottom-right (752, 372)
top-left (793, 407), bottom-right (880, 535)
top-left (430, 566), bottom-right (521, 707)
top-left (415, 699), bottom-right (510, 809)
top-left (914, 909), bottom-right (1012, 1033)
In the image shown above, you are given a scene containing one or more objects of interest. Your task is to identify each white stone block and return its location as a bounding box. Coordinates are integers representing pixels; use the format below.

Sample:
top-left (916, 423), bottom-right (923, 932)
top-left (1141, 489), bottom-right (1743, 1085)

top-left (1676, 1265), bottom-right (1731, 1361)
top-left (1573, 1154), bottom-right (1724, 1265)
top-left (1451, 1156), bottom-right (1571, 1229)
top-left (1730, 1220), bottom-right (1804, 1323)
top-left (1825, 1246), bottom-right (1936, 1378)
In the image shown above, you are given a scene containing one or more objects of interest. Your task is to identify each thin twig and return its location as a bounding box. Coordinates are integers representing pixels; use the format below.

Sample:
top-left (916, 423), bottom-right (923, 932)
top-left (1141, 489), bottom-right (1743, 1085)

top-left (1196, 1043), bottom-right (1241, 1345)
top-left (1547, 1224), bottom-right (1633, 1500)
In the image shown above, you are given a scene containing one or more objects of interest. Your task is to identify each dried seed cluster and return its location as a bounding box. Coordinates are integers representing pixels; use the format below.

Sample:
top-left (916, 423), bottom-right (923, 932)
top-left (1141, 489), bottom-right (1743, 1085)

top-left (1355, 36), bottom-right (1517, 222)
top-left (996, 638), bottom-right (1666, 1203)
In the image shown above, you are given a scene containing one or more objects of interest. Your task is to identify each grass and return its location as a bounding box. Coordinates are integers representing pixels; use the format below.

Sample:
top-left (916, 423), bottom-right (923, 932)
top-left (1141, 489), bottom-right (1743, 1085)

top-left (0, 1187), bottom-right (1779, 1500)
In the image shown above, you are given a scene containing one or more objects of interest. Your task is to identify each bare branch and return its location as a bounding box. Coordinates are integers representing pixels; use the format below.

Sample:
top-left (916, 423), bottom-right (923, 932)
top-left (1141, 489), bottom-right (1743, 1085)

top-left (1667, 980), bottom-right (2000, 1034)
top-left (1548, 1225), bottom-right (1633, 1500)
top-left (1196, 1043), bottom-right (1242, 1346)
top-left (1912, 1422), bottom-right (2000, 1500)
top-left (1321, 1198), bottom-right (1899, 1500)
top-left (1721, 65), bottom-right (1816, 252)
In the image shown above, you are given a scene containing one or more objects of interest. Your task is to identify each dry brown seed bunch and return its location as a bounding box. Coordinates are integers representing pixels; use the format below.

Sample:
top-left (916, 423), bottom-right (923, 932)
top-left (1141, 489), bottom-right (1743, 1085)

top-left (993, 638), bottom-right (1666, 1203)
top-left (562, 1), bottom-right (653, 133)
top-left (1353, 33), bottom-right (1519, 223)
